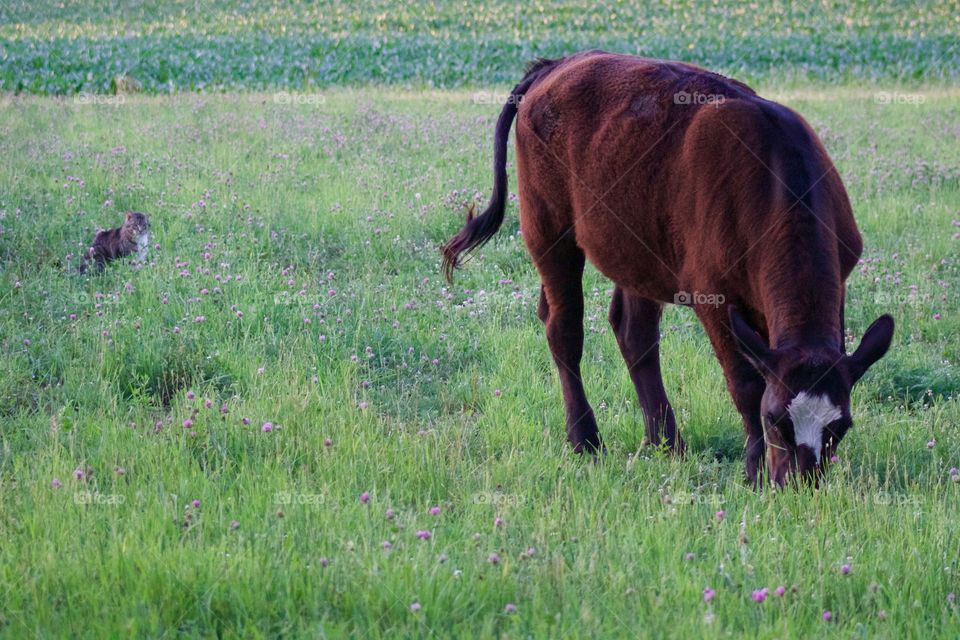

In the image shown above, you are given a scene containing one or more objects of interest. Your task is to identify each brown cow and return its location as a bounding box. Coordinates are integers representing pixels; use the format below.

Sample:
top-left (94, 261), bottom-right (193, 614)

top-left (442, 51), bottom-right (894, 487)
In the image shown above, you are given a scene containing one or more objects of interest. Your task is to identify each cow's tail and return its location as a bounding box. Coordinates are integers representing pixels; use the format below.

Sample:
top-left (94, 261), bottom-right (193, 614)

top-left (441, 58), bottom-right (560, 282)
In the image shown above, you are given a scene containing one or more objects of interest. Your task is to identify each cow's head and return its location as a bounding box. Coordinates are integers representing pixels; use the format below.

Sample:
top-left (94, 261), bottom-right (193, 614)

top-left (728, 307), bottom-right (894, 486)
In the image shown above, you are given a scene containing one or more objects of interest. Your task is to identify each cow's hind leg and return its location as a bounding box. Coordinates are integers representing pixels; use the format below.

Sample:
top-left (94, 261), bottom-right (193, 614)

top-left (608, 288), bottom-right (684, 453)
top-left (534, 241), bottom-right (601, 454)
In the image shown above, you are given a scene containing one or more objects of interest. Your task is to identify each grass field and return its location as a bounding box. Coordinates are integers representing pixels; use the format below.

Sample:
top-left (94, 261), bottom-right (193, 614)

top-left (1, 2), bottom-right (959, 639)
top-left (1, 0), bottom-right (958, 92)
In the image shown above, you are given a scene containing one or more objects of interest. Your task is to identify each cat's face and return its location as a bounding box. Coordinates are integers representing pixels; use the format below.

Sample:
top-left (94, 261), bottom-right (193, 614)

top-left (124, 212), bottom-right (150, 238)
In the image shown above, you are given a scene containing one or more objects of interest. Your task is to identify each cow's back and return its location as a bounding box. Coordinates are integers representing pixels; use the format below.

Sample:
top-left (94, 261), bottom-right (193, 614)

top-left (515, 51), bottom-right (860, 302)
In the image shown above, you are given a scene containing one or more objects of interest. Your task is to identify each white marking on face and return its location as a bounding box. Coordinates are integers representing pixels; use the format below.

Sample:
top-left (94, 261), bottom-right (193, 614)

top-left (786, 392), bottom-right (842, 463)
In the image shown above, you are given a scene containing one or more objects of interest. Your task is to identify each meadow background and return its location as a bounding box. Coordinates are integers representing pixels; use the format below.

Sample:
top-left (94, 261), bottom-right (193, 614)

top-left (0, 1), bottom-right (958, 638)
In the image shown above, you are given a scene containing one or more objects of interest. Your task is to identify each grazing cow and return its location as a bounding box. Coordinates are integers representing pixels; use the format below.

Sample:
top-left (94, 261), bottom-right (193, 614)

top-left (442, 51), bottom-right (894, 486)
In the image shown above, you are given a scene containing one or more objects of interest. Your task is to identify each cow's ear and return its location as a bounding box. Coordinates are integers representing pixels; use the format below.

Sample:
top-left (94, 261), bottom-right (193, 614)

top-left (728, 305), bottom-right (778, 375)
top-left (846, 315), bottom-right (894, 384)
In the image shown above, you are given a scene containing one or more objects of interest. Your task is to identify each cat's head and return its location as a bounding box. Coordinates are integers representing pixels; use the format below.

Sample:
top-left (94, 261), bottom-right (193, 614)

top-left (124, 212), bottom-right (150, 237)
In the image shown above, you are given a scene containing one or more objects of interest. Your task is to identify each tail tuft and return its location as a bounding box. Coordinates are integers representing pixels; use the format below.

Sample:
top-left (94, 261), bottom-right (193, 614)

top-left (442, 202), bottom-right (489, 282)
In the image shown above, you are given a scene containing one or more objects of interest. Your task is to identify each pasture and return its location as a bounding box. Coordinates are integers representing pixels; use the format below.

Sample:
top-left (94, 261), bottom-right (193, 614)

top-left (0, 1), bottom-right (958, 638)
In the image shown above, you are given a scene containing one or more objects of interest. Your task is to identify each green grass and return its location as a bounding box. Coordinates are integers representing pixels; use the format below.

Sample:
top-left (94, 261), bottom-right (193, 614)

top-left (1, 0), bottom-right (958, 93)
top-left (0, 84), bottom-right (957, 637)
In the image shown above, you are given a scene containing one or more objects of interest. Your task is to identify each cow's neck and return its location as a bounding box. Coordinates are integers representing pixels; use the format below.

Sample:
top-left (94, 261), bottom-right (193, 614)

top-left (754, 226), bottom-right (843, 352)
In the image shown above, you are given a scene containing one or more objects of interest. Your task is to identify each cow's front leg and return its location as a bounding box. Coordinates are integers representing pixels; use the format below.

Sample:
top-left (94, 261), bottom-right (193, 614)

top-left (696, 306), bottom-right (767, 486)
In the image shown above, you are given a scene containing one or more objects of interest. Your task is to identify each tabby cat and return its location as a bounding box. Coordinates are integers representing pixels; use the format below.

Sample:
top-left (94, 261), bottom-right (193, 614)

top-left (78, 211), bottom-right (150, 274)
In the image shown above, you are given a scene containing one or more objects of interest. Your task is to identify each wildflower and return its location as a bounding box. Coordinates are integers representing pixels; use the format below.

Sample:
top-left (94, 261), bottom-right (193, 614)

top-left (775, 586), bottom-right (786, 597)
top-left (360, 492), bottom-right (370, 503)
top-left (841, 564), bottom-right (851, 575)
top-left (715, 510), bottom-right (725, 521)
top-left (51, 478), bottom-right (62, 489)
top-left (504, 603), bottom-right (516, 613)
top-left (752, 588), bottom-right (768, 603)
top-left (488, 553), bottom-right (500, 564)
top-left (416, 530), bottom-right (432, 540)
top-left (822, 611), bottom-right (832, 621)
top-left (410, 601), bottom-right (421, 612)
top-left (430, 506), bottom-right (441, 515)
top-left (261, 422), bottom-right (273, 432)
top-left (703, 588), bottom-right (715, 603)
top-left (192, 500), bottom-right (201, 508)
